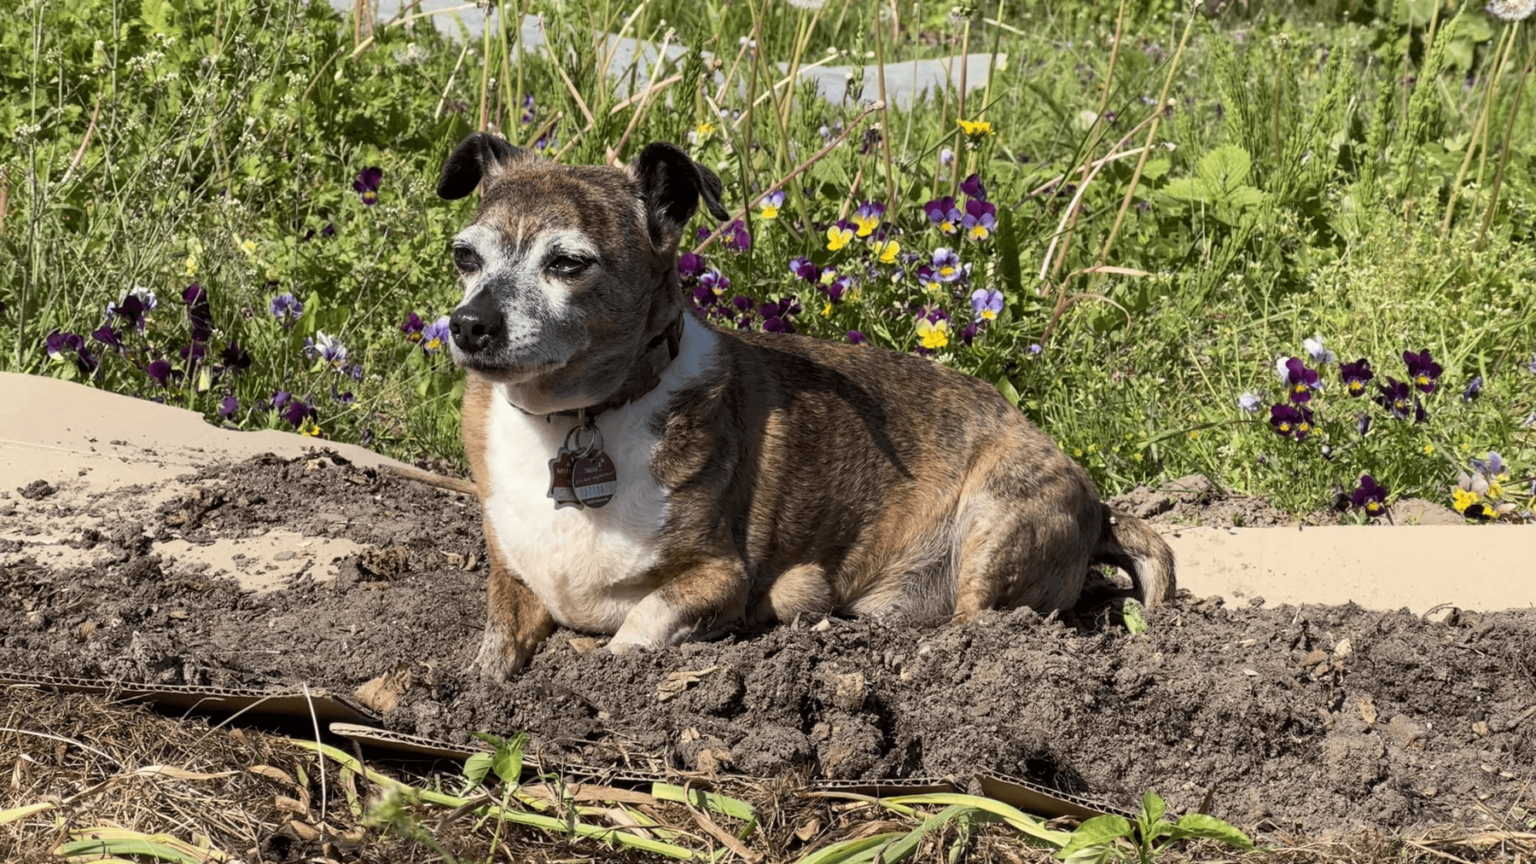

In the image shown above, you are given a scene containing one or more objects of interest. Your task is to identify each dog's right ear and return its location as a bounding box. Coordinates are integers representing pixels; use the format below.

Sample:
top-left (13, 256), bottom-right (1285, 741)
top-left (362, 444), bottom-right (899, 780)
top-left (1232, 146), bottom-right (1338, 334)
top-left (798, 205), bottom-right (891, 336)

top-left (437, 133), bottom-right (532, 200)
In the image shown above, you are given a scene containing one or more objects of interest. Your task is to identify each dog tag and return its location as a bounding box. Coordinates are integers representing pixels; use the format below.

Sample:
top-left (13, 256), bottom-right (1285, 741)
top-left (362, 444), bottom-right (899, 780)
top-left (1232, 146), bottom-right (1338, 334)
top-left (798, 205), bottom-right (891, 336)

top-left (571, 451), bottom-right (618, 508)
top-left (547, 450), bottom-right (583, 509)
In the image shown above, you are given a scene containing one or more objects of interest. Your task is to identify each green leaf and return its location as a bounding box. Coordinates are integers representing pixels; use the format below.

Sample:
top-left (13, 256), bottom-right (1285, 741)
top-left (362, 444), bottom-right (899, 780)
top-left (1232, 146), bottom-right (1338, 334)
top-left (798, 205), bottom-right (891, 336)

top-left (1166, 813), bottom-right (1254, 849)
top-left (1195, 145), bottom-right (1252, 195)
top-left (1122, 599), bottom-right (1148, 636)
top-left (490, 731), bottom-right (528, 786)
top-left (1056, 815), bottom-right (1133, 859)
top-left (996, 376), bottom-right (1022, 408)
top-left (459, 752), bottom-right (493, 795)
top-left (651, 783), bottom-right (757, 825)
top-left (1140, 158), bottom-right (1171, 182)
top-left (1138, 791), bottom-right (1166, 828)
top-left (996, 206), bottom-right (1024, 301)
top-left (792, 832), bottom-right (906, 864)
top-left (885, 792), bottom-right (1071, 848)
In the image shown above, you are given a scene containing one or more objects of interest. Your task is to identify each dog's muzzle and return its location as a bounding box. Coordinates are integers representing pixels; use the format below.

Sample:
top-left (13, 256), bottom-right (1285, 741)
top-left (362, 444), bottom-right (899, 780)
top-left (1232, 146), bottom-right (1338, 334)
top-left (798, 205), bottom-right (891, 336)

top-left (450, 293), bottom-right (505, 356)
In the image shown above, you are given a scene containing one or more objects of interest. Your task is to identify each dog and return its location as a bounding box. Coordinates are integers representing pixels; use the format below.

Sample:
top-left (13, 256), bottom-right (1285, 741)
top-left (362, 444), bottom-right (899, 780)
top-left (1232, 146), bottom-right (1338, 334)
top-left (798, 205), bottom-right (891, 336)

top-left (437, 132), bottom-right (1176, 680)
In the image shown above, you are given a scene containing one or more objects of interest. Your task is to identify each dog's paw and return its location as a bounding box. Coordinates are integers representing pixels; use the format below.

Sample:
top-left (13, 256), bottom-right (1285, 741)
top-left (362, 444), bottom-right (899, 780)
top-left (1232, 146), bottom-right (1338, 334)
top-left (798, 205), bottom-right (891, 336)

top-left (606, 634), bottom-right (654, 655)
top-left (474, 623), bottom-right (531, 681)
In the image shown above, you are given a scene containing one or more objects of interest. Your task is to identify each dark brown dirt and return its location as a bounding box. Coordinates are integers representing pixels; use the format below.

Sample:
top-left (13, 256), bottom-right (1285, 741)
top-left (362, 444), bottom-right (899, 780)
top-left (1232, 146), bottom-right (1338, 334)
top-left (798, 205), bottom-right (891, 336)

top-left (3, 453), bottom-right (1534, 842)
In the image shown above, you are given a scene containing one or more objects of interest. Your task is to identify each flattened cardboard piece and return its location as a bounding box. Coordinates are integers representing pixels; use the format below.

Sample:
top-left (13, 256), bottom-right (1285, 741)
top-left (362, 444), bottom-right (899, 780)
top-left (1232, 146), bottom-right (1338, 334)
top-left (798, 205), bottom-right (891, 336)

top-left (977, 769), bottom-right (1135, 821)
top-left (807, 777), bottom-right (960, 798)
top-left (0, 671), bottom-right (378, 725)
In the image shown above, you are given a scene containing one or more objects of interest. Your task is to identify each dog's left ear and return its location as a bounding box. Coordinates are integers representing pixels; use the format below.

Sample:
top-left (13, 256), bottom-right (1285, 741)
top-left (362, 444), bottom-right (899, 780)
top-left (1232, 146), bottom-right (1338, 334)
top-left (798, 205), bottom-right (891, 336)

top-left (633, 142), bottom-right (731, 250)
top-left (437, 132), bottom-right (533, 200)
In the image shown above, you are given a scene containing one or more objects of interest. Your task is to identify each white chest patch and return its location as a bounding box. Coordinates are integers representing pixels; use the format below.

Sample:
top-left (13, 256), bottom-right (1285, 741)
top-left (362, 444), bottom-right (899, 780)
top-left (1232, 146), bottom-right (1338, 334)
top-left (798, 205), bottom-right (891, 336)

top-left (478, 316), bottom-right (718, 633)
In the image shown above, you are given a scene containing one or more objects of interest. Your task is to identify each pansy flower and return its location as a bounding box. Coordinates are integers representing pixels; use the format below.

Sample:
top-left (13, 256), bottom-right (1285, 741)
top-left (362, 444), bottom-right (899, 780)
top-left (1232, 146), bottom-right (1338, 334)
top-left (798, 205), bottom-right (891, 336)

top-left (1303, 335), bottom-right (1337, 365)
top-left (221, 340), bottom-right (251, 373)
top-left (847, 331), bottom-right (867, 345)
top-left (91, 325), bottom-right (122, 350)
top-left (924, 197), bottom-right (962, 235)
top-left (971, 288), bottom-right (1004, 321)
top-left (677, 253), bottom-right (707, 279)
top-left (851, 202), bottom-right (884, 238)
top-left (1269, 404), bottom-right (1301, 437)
top-left (960, 174), bottom-right (987, 200)
top-left (759, 190), bottom-right (786, 220)
top-left (699, 268), bottom-right (730, 296)
top-left (1403, 349), bottom-right (1443, 393)
top-left (1339, 358), bottom-right (1373, 397)
top-left (147, 358), bottom-right (181, 388)
top-left (931, 248), bottom-right (962, 282)
top-left (1462, 375), bottom-right (1484, 402)
top-left (282, 396), bottom-right (317, 429)
top-left (789, 256), bottom-right (818, 282)
top-left (1275, 356), bottom-right (1320, 403)
top-left (1351, 475), bottom-right (1388, 517)
top-left (219, 395), bottom-right (239, 419)
top-left (916, 316), bottom-right (950, 350)
top-left (962, 199), bottom-right (997, 242)
top-left (421, 316), bottom-right (451, 354)
top-left (179, 342), bottom-right (208, 363)
top-left (722, 219), bottom-right (751, 252)
top-left (872, 239), bottom-right (901, 265)
top-left (304, 331), bottom-right (348, 369)
top-left (400, 311), bottom-right (425, 343)
top-left (46, 331), bottom-right (84, 361)
top-left (826, 221), bottom-right (855, 252)
top-left (1237, 392), bottom-right (1261, 413)
top-left (183, 283), bottom-right (214, 342)
top-left (520, 93), bottom-right (536, 125)
top-left (353, 167), bottom-right (383, 206)
top-left (1375, 377), bottom-right (1413, 420)
top-left (1356, 411), bottom-right (1371, 437)
top-left (916, 265), bottom-right (944, 295)
top-left (270, 292), bottom-right (304, 328)
top-left (690, 285), bottom-right (716, 311)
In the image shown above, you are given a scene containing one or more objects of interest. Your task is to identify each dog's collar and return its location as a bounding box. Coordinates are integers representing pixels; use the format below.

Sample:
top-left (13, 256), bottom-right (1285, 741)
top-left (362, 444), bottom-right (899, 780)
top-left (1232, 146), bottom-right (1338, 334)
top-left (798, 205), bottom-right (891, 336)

top-left (513, 310), bottom-right (685, 422)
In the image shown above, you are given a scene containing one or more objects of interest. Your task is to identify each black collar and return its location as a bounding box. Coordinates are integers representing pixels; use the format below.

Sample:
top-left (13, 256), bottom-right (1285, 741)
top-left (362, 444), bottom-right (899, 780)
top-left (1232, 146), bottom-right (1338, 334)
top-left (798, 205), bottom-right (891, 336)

top-left (516, 310), bottom-right (686, 421)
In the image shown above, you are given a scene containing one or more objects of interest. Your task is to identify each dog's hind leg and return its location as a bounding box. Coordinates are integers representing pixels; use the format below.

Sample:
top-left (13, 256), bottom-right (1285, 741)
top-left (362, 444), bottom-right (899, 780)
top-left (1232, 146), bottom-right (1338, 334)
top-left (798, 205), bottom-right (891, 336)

top-left (609, 557), bottom-right (749, 652)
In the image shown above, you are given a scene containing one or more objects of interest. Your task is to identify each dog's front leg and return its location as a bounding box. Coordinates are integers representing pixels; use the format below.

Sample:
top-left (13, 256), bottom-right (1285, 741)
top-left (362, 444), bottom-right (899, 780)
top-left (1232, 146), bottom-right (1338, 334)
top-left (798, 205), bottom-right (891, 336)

top-left (477, 542), bottom-right (556, 681)
top-left (610, 559), bottom-right (747, 653)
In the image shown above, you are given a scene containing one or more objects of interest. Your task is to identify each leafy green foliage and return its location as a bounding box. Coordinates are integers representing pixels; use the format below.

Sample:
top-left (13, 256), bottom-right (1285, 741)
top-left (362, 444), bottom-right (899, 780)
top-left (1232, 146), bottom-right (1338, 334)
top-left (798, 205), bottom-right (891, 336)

top-left (1055, 790), bottom-right (1253, 864)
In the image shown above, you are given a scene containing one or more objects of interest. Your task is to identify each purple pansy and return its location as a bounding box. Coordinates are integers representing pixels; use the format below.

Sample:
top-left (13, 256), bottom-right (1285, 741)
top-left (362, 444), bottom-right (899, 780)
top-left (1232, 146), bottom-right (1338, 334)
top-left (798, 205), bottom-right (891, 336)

top-left (960, 173), bottom-right (987, 200)
top-left (1462, 375), bottom-right (1484, 402)
top-left (1339, 358), bottom-right (1373, 397)
top-left (847, 331), bottom-right (867, 345)
top-left (46, 331), bottom-right (84, 360)
top-left (304, 331), bottom-right (348, 368)
top-left (962, 200), bottom-right (997, 241)
top-left (722, 219), bottom-right (751, 252)
top-left (219, 395), bottom-right (239, 419)
top-left (282, 396), bottom-right (316, 428)
top-left (931, 248), bottom-right (962, 282)
top-left (400, 311), bottom-right (425, 342)
top-left (108, 294), bottom-right (148, 333)
top-left (1356, 412), bottom-right (1371, 437)
top-left (421, 316), bottom-right (451, 354)
top-left (677, 253), bottom-right (707, 279)
top-left (271, 390), bottom-right (291, 410)
top-left (700, 268), bottom-right (730, 296)
top-left (353, 167), bottom-right (383, 206)
top-left (91, 325), bottom-right (121, 350)
top-left (970, 288), bottom-right (1004, 321)
top-left (221, 340), bottom-right (251, 373)
top-left (270, 292), bottom-right (304, 328)
top-left (1276, 357), bottom-right (1320, 404)
top-left (851, 201), bottom-right (885, 237)
top-left (147, 358), bottom-right (180, 387)
top-left (1376, 377), bottom-right (1414, 420)
top-left (924, 197), bottom-right (962, 235)
top-left (789, 256), bottom-right (818, 281)
top-left (179, 342), bottom-right (208, 363)
top-left (183, 283), bottom-right (214, 342)
top-left (1403, 349), bottom-right (1443, 393)
top-left (1351, 475), bottom-right (1388, 516)
top-left (1269, 403), bottom-right (1311, 439)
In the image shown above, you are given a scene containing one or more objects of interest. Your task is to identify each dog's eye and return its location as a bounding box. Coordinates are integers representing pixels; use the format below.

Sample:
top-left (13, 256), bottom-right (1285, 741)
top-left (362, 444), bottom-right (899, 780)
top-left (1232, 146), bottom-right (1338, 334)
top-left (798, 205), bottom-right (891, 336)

top-left (546, 255), bottom-right (592, 278)
top-left (453, 246), bottom-right (481, 274)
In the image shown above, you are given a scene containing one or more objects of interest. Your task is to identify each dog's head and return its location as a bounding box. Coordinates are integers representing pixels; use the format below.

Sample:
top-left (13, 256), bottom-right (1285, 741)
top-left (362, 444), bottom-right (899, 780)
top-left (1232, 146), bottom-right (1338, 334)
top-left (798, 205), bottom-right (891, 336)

top-left (437, 133), bottom-right (728, 413)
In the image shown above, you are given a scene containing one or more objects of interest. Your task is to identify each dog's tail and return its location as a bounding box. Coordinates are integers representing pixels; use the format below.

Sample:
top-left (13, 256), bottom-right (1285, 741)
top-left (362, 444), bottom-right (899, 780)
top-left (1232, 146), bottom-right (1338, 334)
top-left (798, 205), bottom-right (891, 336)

top-left (1094, 504), bottom-right (1177, 608)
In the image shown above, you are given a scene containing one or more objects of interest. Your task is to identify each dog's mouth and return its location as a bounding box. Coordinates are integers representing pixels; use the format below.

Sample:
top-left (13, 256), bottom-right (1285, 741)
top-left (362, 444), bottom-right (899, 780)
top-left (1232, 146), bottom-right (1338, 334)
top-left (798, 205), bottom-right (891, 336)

top-left (451, 351), bottom-right (567, 382)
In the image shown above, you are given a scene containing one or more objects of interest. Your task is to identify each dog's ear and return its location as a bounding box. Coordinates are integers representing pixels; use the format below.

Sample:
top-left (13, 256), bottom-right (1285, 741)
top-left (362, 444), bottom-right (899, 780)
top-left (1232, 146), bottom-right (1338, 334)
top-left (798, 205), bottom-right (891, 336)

top-left (437, 133), bottom-right (532, 200)
top-left (633, 142), bottom-right (731, 250)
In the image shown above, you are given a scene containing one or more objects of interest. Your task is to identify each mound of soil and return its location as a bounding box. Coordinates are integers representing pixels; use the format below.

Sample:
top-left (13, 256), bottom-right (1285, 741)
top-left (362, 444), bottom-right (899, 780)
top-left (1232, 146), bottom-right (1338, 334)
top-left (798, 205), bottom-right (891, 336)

top-left (3, 454), bottom-right (1533, 840)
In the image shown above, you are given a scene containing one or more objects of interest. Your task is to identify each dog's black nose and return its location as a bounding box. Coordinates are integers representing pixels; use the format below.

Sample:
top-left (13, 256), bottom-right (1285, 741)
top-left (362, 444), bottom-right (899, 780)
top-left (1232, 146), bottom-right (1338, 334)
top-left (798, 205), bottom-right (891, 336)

top-left (450, 301), bottom-right (504, 354)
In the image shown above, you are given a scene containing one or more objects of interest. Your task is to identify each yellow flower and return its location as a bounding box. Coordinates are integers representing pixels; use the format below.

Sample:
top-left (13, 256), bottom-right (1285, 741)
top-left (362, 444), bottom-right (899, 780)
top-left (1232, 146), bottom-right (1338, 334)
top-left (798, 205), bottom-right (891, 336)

top-left (822, 301), bottom-right (833, 317)
top-left (183, 255), bottom-right (198, 277)
top-left (1487, 480), bottom-right (1504, 500)
top-left (760, 202), bottom-right (779, 219)
top-left (1452, 488), bottom-right (1481, 513)
top-left (826, 224), bottom-right (853, 252)
top-left (696, 121), bottom-right (716, 140)
top-left (299, 418), bottom-right (323, 438)
top-left (958, 119), bottom-right (994, 138)
top-left (873, 239), bottom-right (900, 264)
top-left (1423, 443), bottom-right (1435, 455)
top-left (916, 317), bottom-right (949, 350)
top-left (237, 238), bottom-right (257, 257)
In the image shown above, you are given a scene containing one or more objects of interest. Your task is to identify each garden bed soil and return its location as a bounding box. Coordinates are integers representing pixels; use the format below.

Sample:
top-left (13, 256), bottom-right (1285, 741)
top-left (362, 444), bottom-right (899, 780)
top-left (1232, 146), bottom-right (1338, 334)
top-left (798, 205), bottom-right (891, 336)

top-left (3, 453), bottom-right (1533, 841)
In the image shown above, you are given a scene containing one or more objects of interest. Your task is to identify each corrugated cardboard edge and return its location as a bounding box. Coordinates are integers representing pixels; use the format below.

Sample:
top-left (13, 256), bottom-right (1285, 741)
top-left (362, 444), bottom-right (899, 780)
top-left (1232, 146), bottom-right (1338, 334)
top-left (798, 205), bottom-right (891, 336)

top-left (977, 768), bottom-right (1135, 820)
top-left (807, 777), bottom-right (960, 797)
top-left (329, 723), bottom-right (673, 785)
top-left (0, 671), bottom-right (379, 725)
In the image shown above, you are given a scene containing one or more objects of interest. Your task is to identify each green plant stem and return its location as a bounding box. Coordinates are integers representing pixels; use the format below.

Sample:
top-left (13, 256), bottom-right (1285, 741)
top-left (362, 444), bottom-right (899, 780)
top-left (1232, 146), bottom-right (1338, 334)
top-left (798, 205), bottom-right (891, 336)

top-left (1092, 4), bottom-right (1197, 277)
top-left (1441, 23), bottom-right (1513, 240)
top-left (1475, 29), bottom-right (1536, 251)
top-left (873, 4), bottom-right (897, 214)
